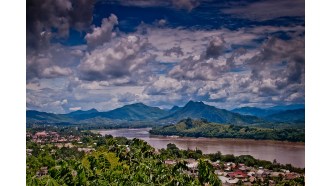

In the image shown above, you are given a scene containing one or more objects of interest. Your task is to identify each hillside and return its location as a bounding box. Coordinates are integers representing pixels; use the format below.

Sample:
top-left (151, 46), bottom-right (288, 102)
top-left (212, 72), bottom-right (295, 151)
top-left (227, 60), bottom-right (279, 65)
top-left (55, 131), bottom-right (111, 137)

top-left (26, 110), bottom-right (73, 123)
top-left (150, 118), bottom-right (305, 142)
top-left (231, 107), bottom-right (279, 117)
top-left (265, 109), bottom-right (305, 123)
top-left (100, 103), bottom-right (169, 121)
top-left (160, 101), bottom-right (261, 124)
top-left (232, 106), bottom-right (305, 123)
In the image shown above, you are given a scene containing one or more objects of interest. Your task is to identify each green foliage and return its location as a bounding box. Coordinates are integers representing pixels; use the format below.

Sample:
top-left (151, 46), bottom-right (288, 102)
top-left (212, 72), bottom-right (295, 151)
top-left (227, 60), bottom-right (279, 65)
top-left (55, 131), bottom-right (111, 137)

top-left (197, 159), bottom-right (221, 186)
top-left (150, 118), bottom-right (305, 142)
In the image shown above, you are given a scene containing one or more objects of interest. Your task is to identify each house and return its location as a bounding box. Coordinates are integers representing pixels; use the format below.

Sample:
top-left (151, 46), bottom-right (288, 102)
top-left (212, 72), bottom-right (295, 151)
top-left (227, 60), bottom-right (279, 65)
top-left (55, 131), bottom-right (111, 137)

top-left (224, 167), bottom-right (232, 171)
top-left (164, 159), bottom-right (176, 165)
top-left (249, 176), bottom-right (256, 183)
top-left (78, 147), bottom-right (95, 153)
top-left (214, 170), bottom-right (224, 176)
top-left (270, 172), bottom-right (284, 177)
top-left (49, 132), bottom-right (59, 137)
top-left (187, 161), bottom-right (198, 170)
top-left (185, 159), bottom-right (198, 173)
top-left (285, 173), bottom-right (300, 180)
top-left (247, 171), bottom-right (255, 177)
top-left (36, 167), bottom-right (48, 177)
top-left (228, 170), bottom-right (248, 179)
top-left (256, 169), bottom-right (266, 177)
top-left (153, 148), bottom-right (160, 155)
top-left (26, 149), bottom-right (33, 156)
top-left (211, 161), bottom-right (221, 169)
top-left (218, 176), bottom-right (229, 184)
top-left (55, 143), bottom-right (74, 148)
top-left (239, 166), bottom-right (247, 171)
top-left (35, 131), bottom-right (48, 138)
top-left (227, 178), bottom-right (239, 185)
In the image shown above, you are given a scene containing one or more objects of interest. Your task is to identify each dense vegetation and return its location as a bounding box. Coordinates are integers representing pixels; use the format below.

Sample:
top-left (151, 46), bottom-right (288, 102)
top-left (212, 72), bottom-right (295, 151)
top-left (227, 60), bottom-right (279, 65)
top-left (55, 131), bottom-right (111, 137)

top-left (27, 127), bottom-right (304, 185)
top-left (150, 118), bottom-right (305, 142)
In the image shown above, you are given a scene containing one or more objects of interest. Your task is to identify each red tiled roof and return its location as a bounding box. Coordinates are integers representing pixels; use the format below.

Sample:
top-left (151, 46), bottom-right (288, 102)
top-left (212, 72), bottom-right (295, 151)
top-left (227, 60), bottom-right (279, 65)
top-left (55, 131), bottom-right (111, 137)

top-left (228, 170), bottom-right (248, 178)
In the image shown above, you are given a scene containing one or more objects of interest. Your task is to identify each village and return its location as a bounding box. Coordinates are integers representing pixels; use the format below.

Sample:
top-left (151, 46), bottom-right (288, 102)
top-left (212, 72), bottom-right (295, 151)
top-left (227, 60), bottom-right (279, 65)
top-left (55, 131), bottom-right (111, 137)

top-left (164, 158), bottom-right (303, 185)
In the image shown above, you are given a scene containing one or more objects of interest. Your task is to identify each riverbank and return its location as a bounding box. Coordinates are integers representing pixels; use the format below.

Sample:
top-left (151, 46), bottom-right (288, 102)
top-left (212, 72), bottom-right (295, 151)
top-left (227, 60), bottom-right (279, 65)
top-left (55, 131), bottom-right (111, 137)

top-left (96, 128), bottom-right (305, 168)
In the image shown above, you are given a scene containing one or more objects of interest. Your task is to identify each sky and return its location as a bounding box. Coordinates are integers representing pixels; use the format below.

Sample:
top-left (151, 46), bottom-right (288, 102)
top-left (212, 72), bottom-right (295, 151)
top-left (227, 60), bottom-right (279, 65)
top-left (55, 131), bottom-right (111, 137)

top-left (26, 0), bottom-right (305, 113)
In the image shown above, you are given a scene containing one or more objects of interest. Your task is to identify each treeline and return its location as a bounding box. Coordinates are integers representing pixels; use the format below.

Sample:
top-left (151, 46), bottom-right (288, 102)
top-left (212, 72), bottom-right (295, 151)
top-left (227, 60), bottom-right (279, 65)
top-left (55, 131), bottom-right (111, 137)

top-left (150, 118), bottom-right (305, 142)
top-left (27, 120), bottom-right (157, 130)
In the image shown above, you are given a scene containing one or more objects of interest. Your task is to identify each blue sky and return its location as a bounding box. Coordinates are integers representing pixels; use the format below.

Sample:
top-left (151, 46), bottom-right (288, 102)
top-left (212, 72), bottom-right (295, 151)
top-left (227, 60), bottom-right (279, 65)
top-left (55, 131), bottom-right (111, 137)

top-left (26, 0), bottom-right (305, 113)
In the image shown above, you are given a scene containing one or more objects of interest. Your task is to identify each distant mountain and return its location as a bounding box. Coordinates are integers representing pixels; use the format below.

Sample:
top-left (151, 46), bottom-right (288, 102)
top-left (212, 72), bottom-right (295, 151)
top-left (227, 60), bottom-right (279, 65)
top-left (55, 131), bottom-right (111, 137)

top-left (66, 109), bottom-right (99, 120)
top-left (99, 103), bottom-right (169, 121)
top-left (268, 104), bottom-right (305, 111)
top-left (232, 104), bottom-right (305, 117)
top-left (26, 103), bottom-right (169, 124)
top-left (264, 109), bottom-right (305, 123)
top-left (26, 110), bottom-right (72, 123)
top-left (67, 108), bottom-right (98, 116)
top-left (168, 106), bottom-right (181, 114)
top-left (26, 101), bottom-right (304, 126)
top-left (160, 101), bottom-right (261, 124)
top-left (231, 107), bottom-right (278, 117)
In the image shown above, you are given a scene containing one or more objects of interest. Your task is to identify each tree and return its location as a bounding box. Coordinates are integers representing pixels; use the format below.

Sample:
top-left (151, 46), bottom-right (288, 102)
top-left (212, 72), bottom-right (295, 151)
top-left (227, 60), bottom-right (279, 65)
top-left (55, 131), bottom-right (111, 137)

top-left (198, 159), bottom-right (221, 186)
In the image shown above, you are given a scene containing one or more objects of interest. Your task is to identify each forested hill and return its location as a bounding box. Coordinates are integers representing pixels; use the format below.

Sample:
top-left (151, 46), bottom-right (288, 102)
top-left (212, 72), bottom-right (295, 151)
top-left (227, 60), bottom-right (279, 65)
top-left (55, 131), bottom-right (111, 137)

top-left (231, 105), bottom-right (305, 123)
top-left (27, 101), bottom-right (304, 128)
top-left (159, 101), bottom-right (262, 124)
top-left (150, 118), bottom-right (305, 142)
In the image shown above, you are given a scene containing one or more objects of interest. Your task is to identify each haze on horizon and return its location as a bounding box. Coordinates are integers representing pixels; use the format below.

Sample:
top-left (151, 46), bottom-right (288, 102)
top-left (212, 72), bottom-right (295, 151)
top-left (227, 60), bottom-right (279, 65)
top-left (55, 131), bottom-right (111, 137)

top-left (27, 0), bottom-right (305, 114)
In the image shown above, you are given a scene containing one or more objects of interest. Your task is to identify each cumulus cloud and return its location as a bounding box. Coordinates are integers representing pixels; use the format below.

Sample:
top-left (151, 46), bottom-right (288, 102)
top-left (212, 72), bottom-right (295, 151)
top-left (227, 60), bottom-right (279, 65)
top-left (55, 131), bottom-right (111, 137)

top-left (79, 35), bottom-right (154, 83)
top-left (167, 36), bottom-right (232, 81)
top-left (85, 14), bottom-right (118, 49)
top-left (144, 76), bottom-right (183, 95)
top-left (248, 36), bottom-right (305, 88)
top-left (27, 0), bottom-right (95, 50)
top-left (154, 19), bottom-right (167, 27)
top-left (134, 25), bottom-right (299, 63)
top-left (27, 55), bottom-right (72, 81)
top-left (171, 0), bottom-right (200, 11)
top-left (144, 32), bottom-right (304, 108)
top-left (27, 87), bottom-right (73, 114)
top-left (205, 36), bottom-right (226, 59)
top-left (26, 45), bottom-right (84, 81)
top-left (164, 46), bottom-right (184, 57)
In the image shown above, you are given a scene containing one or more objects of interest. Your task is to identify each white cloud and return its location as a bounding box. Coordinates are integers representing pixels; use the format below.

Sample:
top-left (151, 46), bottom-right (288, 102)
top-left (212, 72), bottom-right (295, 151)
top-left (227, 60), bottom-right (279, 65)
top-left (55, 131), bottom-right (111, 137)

top-left (69, 107), bottom-right (82, 111)
top-left (85, 14), bottom-right (118, 49)
top-left (79, 35), bottom-right (154, 84)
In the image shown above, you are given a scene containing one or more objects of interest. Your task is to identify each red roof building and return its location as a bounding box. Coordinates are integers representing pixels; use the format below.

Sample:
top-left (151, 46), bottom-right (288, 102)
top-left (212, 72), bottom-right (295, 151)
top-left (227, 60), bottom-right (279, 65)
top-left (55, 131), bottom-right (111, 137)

top-left (228, 170), bottom-right (248, 179)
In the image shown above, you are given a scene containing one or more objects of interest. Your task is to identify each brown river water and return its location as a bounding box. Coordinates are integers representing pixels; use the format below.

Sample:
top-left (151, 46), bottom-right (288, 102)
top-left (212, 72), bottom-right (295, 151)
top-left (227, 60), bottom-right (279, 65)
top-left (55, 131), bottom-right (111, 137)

top-left (96, 128), bottom-right (305, 168)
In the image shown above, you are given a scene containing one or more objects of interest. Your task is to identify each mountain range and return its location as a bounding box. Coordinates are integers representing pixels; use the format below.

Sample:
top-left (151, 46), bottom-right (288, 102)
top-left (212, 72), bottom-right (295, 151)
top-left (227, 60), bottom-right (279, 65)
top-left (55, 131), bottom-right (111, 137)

top-left (26, 101), bottom-right (305, 126)
top-left (231, 104), bottom-right (305, 123)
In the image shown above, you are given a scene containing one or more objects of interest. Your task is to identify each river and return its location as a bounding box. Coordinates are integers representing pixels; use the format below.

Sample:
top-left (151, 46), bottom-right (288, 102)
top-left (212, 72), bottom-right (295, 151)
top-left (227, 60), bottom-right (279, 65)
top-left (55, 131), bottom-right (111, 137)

top-left (96, 128), bottom-right (305, 168)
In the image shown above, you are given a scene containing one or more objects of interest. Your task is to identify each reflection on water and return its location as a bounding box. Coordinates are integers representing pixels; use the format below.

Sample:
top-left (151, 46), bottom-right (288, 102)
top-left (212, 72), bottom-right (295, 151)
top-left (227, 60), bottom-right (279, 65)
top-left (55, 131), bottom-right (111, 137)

top-left (97, 128), bottom-right (305, 168)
